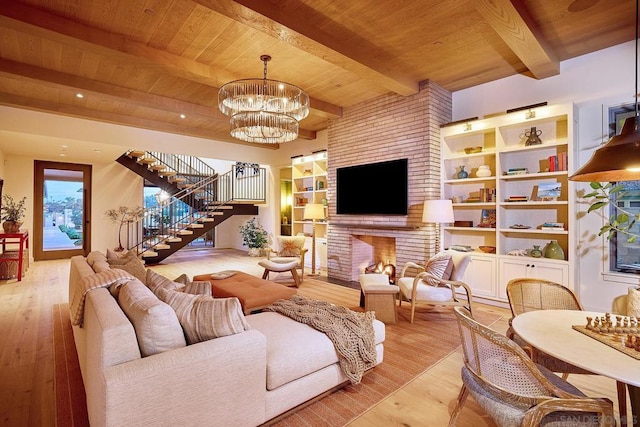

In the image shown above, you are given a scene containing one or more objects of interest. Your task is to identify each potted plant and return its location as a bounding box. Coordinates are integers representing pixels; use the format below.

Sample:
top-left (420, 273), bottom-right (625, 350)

top-left (239, 217), bottom-right (270, 256)
top-left (1, 194), bottom-right (27, 233)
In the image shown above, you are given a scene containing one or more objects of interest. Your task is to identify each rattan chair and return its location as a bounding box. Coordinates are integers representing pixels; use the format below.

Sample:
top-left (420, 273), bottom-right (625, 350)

top-left (449, 306), bottom-right (614, 427)
top-left (397, 250), bottom-right (472, 323)
top-left (507, 278), bottom-right (628, 426)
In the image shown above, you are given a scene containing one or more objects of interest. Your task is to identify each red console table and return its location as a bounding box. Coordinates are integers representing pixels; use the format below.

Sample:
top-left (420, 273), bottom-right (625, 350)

top-left (0, 229), bottom-right (29, 281)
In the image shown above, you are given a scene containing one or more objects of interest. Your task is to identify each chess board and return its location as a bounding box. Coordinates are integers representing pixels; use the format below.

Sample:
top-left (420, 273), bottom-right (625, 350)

top-left (572, 325), bottom-right (640, 360)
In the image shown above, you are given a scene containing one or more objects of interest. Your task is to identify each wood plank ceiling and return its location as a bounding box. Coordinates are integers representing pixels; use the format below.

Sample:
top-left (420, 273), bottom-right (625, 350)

top-left (0, 0), bottom-right (635, 149)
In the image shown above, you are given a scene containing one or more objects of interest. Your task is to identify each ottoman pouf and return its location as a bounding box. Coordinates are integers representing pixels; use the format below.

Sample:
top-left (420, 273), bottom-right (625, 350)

top-left (192, 271), bottom-right (297, 314)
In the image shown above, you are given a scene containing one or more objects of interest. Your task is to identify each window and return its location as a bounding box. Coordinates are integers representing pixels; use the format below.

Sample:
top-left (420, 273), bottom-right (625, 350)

top-left (607, 103), bottom-right (640, 274)
top-left (609, 181), bottom-right (640, 273)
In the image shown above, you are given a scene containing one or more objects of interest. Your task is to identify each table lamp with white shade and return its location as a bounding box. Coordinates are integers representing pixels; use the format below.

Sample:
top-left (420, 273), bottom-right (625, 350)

top-left (303, 203), bottom-right (325, 276)
top-left (422, 199), bottom-right (454, 253)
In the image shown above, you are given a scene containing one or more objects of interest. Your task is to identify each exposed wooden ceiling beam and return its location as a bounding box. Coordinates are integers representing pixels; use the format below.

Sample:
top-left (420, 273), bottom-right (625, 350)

top-left (0, 58), bottom-right (224, 120)
top-left (0, 91), bottom-right (281, 149)
top-left (193, 0), bottom-right (419, 96)
top-left (0, 2), bottom-right (341, 119)
top-left (474, 0), bottom-right (559, 79)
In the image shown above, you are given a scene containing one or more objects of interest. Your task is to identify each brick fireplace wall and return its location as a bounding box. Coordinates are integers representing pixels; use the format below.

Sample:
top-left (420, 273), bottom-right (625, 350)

top-left (326, 80), bottom-right (451, 282)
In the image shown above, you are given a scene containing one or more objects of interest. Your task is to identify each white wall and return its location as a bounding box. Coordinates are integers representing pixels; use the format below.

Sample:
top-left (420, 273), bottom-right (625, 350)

top-left (453, 40), bottom-right (639, 312)
top-left (2, 153), bottom-right (143, 259)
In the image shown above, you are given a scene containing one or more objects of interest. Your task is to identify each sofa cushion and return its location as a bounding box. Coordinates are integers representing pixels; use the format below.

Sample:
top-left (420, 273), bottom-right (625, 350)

top-left (107, 248), bottom-right (137, 260)
top-left (86, 251), bottom-right (107, 268)
top-left (158, 288), bottom-right (251, 344)
top-left (117, 279), bottom-right (186, 357)
top-left (246, 312), bottom-right (384, 390)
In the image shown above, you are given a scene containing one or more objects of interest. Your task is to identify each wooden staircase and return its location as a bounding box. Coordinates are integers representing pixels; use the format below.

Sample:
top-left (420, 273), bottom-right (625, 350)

top-left (116, 150), bottom-right (265, 264)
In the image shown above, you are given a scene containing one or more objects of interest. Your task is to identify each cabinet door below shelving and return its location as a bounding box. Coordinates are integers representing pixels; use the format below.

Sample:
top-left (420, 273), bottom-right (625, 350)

top-left (498, 257), bottom-right (569, 300)
top-left (463, 255), bottom-right (496, 298)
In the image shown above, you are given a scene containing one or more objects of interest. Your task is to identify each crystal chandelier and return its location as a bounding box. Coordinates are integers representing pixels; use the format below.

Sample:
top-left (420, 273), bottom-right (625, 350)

top-left (218, 55), bottom-right (310, 144)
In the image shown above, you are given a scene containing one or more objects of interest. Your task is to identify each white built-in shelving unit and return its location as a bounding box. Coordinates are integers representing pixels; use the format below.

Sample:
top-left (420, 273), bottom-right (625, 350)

top-left (440, 103), bottom-right (576, 302)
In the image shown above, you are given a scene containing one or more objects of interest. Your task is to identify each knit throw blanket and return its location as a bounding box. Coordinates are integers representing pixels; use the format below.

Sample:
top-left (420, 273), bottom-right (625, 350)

top-left (265, 295), bottom-right (377, 384)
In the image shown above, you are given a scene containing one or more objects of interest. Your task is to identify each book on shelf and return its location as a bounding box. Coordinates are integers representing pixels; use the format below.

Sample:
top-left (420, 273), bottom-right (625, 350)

top-left (546, 152), bottom-right (567, 172)
top-left (504, 168), bottom-right (529, 175)
top-left (541, 222), bottom-right (565, 230)
top-left (506, 195), bottom-right (528, 202)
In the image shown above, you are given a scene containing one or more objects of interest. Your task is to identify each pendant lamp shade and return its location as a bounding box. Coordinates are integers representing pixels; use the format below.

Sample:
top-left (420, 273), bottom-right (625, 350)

top-left (569, 116), bottom-right (640, 182)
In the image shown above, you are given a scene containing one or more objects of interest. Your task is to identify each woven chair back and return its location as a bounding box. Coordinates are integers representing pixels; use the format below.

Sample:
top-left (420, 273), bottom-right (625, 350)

top-left (506, 278), bottom-right (582, 318)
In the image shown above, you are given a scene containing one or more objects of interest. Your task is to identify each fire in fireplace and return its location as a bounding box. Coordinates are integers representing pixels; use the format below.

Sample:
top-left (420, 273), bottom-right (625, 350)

top-left (364, 261), bottom-right (396, 284)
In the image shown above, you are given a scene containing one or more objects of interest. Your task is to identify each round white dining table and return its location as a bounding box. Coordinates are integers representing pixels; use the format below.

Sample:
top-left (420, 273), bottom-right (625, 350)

top-left (511, 310), bottom-right (640, 387)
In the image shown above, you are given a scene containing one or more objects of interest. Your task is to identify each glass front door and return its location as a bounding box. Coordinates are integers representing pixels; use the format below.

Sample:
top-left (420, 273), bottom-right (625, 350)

top-left (34, 161), bottom-right (92, 260)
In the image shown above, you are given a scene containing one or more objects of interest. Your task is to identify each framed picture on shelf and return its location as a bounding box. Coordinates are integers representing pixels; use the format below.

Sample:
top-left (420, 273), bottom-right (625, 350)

top-left (536, 182), bottom-right (561, 201)
top-left (478, 209), bottom-right (496, 228)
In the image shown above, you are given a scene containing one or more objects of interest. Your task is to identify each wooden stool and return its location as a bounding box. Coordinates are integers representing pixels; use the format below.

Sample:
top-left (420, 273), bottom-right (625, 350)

top-left (359, 273), bottom-right (399, 324)
top-left (259, 259), bottom-right (302, 287)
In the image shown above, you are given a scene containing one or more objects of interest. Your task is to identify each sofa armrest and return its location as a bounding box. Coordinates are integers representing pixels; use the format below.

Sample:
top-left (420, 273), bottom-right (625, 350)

top-left (95, 329), bottom-right (267, 427)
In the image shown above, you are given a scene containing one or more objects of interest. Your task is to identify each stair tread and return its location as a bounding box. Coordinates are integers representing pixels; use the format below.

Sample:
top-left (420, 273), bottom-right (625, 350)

top-left (188, 223), bottom-right (204, 228)
top-left (141, 250), bottom-right (158, 257)
top-left (165, 237), bottom-right (182, 242)
top-left (154, 244), bottom-right (171, 250)
top-left (137, 158), bottom-right (156, 164)
top-left (149, 165), bottom-right (166, 171)
top-left (177, 230), bottom-right (193, 235)
top-left (128, 150), bottom-right (146, 158)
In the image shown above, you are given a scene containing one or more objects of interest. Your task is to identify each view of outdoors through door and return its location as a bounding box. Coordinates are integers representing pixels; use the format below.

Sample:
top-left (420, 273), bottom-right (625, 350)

top-left (34, 161), bottom-right (91, 260)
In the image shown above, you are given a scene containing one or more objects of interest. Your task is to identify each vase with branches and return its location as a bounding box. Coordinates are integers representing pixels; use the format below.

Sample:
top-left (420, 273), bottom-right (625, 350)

top-left (105, 206), bottom-right (146, 251)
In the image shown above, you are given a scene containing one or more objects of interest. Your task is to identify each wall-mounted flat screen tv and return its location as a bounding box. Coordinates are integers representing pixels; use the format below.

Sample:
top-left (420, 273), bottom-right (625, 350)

top-left (336, 158), bottom-right (408, 215)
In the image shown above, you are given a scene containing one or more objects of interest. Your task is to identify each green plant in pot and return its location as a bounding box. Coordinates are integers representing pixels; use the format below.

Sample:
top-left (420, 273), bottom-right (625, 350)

top-left (1, 194), bottom-right (27, 233)
top-left (239, 217), bottom-right (270, 256)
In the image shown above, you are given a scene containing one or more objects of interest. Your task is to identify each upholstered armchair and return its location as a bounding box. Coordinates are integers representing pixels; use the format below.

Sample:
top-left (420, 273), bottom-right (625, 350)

top-left (397, 250), bottom-right (472, 323)
top-left (266, 236), bottom-right (308, 281)
top-left (450, 306), bottom-right (614, 427)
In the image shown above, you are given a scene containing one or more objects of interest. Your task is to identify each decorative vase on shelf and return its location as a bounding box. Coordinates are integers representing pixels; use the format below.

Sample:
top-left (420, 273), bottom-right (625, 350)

top-left (525, 126), bottom-right (543, 146)
top-left (543, 240), bottom-right (565, 260)
top-left (476, 165), bottom-right (492, 177)
top-left (530, 245), bottom-right (542, 258)
top-left (456, 166), bottom-right (468, 179)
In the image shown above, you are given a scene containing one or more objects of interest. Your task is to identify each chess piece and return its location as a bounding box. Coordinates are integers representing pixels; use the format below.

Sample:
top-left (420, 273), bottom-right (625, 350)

top-left (586, 317), bottom-right (593, 330)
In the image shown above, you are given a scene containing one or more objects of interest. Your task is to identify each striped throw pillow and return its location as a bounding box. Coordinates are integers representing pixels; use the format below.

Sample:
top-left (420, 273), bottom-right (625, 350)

top-left (421, 254), bottom-right (454, 287)
top-left (158, 289), bottom-right (250, 344)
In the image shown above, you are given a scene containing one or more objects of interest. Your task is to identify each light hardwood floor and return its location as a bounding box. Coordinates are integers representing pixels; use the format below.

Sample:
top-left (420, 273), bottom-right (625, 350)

top-left (0, 248), bottom-right (623, 426)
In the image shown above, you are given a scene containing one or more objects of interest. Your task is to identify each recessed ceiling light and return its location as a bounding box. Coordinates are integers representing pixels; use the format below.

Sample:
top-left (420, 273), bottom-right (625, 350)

top-left (60, 153), bottom-right (66, 157)
top-left (61, 145), bottom-right (68, 148)
top-left (94, 149), bottom-right (101, 153)
top-left (76, 93), bottom-right (84, 99)
top-left (180, 114), bottom-right (186, 119)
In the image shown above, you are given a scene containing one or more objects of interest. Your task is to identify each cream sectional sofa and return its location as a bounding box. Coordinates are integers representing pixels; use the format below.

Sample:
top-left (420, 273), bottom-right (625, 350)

top-left (68, 252), bottom-right (385, 426)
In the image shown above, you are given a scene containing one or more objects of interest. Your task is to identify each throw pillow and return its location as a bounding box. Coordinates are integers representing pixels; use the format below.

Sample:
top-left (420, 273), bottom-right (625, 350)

top-left (209, 270), bottom-right (237, 280)
top-left (86, 251), bottom-right (107, 267)
top-left (158, 288), bottom-right (250, 344)
top-left (107, 248), bottom-right (126, 260)
top-left (146, 269), bottom-right (185, 296)
top-left (173, 274), bottom-right (190, 285)
top-left (421, 254), bottom-right (454, 287)
top-left (110, 258), bottom-right (147, 283)
top-left (628, 286), bottom-right (640, 317)
top-left (278, 238), bottom-right (301, 257)
top-left (183, 281), bottom-right (213, 297)
top-left (117, 279), bottom-right (186, 357)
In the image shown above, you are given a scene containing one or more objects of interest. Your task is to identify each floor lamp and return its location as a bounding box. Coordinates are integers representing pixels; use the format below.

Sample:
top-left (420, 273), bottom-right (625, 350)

top-left (303, 203), bottom-right (325, 276)
top-left (422, 199), bottom-right (454, 255)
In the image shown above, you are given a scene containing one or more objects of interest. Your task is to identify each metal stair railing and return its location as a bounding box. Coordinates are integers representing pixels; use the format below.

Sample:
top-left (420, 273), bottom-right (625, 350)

top-left (123, 164), bottom-right (267, 256)
top-left (129, 150), bottom-right (218, 200)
